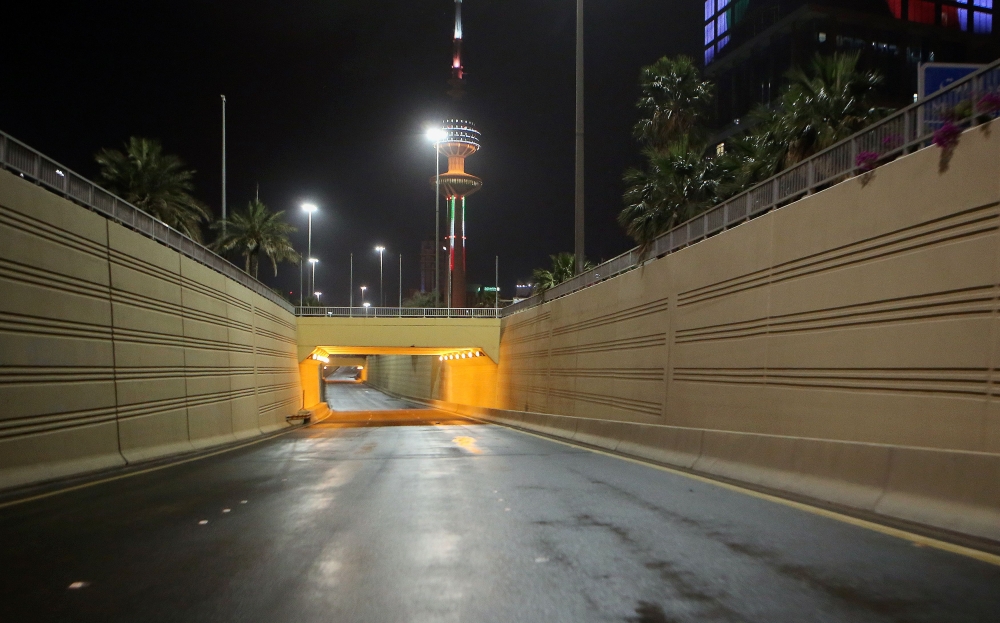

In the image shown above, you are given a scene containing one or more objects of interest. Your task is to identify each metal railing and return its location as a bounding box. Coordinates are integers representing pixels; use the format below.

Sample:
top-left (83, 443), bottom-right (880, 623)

top-left (0, 131), bottom-right (295, 314)
top-left (503, 56), bottom-right (1000, 318)
top-left (296, 306), bottom-right (500, 318)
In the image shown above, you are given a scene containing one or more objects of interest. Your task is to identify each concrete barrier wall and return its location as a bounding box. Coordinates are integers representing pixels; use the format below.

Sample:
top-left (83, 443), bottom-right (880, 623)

top-left (0, 169), bottom-right (302, 489)
top-left (368, 121), bottom-right (1000, 542)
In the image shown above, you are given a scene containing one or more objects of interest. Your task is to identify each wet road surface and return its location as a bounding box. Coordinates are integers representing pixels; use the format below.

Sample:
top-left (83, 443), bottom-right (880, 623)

top-left (1, 384), bottom-right (998, 622)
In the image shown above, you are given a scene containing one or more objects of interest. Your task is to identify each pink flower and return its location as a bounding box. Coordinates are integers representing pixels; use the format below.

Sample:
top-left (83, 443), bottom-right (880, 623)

top-left (978, 92), bottom-right (1000, 115)
top-left (855, 150), bottom-right (879, 172)
top-left (932, 122), bottom-right (962, 151)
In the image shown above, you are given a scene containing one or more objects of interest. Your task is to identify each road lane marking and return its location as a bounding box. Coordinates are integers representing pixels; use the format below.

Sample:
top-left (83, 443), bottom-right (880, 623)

top-left (452, 436), bottom-right (482, 454)
top-left (67, 582), bottom-right (88, 589)
top-left (460, 414), bottom-right (1000, 568)
top-left (198, 520), bottom-right (208, 525)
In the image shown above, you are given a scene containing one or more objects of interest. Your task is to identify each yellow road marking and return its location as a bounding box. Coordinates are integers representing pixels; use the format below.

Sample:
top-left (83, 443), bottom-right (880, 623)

top-left (460, 414), bottom-right (1000, 568)
top-left (0, 412), bottom-right (331, 511)
top-left (452, 436), bottom-right (482, 454)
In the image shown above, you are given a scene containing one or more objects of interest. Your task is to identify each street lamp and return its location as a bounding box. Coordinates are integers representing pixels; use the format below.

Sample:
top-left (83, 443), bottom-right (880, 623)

top-left (374, 245), bottom-right (386, 306)
top-left (308, 258), bottom-right (319, 300)
top-left (360, 285), bottom-right (367, 307)
top-left (314, 292), bottom-right (322, 304)
top-left (302, 202), bottom-right (318, 294)
top-left (574, 0), bottom-right (585, 276)
top-left (426, 127), bottom-right (445, 306)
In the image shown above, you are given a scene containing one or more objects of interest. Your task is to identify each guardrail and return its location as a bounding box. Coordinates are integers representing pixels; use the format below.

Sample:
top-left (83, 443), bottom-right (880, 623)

top-left (503, 56), bottom-right (1000, 318)
top-left (296, 306), bottom-right (500, 318)
top-left (0, 130), bottom-right (295, 314)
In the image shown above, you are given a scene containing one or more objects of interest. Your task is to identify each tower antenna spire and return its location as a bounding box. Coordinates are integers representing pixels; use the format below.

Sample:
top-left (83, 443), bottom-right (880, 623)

top-left (448, 0), bottom-right (466, 99)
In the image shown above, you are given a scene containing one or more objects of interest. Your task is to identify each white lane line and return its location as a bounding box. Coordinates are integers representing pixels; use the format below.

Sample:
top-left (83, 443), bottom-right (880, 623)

top-left (68, 582), bottom-right (89, 589)
top-left (222, 509), bottom-right (231, 513)
top-left (198, 520), bottom-right (208, 525)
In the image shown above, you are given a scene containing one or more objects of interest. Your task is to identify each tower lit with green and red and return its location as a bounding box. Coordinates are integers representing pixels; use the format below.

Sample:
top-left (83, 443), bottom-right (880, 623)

top-left (433, 0), bottom-right (482, 308)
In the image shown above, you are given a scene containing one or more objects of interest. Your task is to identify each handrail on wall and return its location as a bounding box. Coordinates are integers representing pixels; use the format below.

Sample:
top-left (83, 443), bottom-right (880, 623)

top-left (502, 56), bottom-right (1000, 318)
top-left (0, 131), bottom-right (295, 314)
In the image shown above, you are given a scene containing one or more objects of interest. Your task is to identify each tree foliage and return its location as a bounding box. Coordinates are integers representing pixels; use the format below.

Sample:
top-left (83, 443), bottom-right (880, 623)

top-left (95, 137), bottom-right (210, 242)
top-left (621, 52), bottom-right (888, 246)
top-left (620, 56), bottom-right (716, 250)
top-left (212, 199), bottom-right (298, 279)
top-left (779, 52), bottom-right (887, 165)
top-left (531, 252), bottom-right (594, 293)
top-left (632, 56), bottom-right (714, 149)
top-left (403, 291), bottom-right (441, 308)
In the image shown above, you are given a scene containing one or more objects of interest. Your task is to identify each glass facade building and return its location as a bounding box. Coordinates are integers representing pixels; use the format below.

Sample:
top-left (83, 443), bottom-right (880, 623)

top-left (704, 0), bottom-right (1000, 132)
top-left (707, 0), bottom-right (995, 66)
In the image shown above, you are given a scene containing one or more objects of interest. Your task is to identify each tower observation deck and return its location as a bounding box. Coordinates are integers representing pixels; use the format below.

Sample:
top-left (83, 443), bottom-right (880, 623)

top-left (434, 120), bottom-right (482, 308)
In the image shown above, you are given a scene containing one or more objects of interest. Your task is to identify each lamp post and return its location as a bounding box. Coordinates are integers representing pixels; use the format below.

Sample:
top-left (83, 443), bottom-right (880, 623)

top-left (221, 95), bottom-right (227, 236)
top-left (315, 292), bottom-right (322, 304)
top-left (574, 0), bottom-right (585, 275)
top-left (302, 202), bottom-right (318, 292)
top-left (398, 253), bottom-right (402, 308)
top-left (426, 128), bottom-right (445, 306)
top-left (375, 246), bottom-right (385, 306)
top-left (308, 258), bottom-right (318, 300)
top-left (360, 285), bottom-right (367, 307)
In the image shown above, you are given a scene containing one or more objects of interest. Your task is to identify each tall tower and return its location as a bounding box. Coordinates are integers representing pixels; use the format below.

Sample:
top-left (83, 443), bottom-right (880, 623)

top-left (433, 0), bottom-right (482, 308)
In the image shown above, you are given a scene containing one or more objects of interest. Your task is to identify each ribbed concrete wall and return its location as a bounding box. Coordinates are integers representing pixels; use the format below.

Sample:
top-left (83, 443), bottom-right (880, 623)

top-left (0, 169), bottom-right (301, 489)
top-left (368, 121), bottom-right (1000, 541)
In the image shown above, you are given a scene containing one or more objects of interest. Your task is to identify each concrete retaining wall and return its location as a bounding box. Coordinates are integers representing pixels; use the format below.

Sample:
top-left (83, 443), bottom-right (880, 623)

top-left (368, 121), bottom-right (1000, 542)
top-left (0, 169), bottom-right (302, 489)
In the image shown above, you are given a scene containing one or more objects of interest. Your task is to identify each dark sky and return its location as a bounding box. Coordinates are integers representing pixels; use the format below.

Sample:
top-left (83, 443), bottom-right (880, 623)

top-left (3, 1), bottom-right (699, 305)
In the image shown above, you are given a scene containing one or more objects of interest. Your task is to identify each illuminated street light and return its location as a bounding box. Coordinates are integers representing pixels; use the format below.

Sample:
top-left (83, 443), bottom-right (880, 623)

top-left (374, 245), bottom-right (386, 306)
top-left (360, 285), bottom-right (367, 307)
top-left (302, 203), bottom-right (319, 297)
top-left (314, 292), bottom-right (322, 304)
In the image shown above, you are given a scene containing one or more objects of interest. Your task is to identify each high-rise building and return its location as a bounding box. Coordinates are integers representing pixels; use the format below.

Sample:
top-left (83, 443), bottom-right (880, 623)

top-left (430, 0), bottom-right (483, 309)
top-left (704, 0), bottom-right (1000, 129)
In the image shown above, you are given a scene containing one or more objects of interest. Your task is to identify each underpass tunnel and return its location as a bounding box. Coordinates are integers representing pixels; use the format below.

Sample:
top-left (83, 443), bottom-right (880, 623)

top-left (298, 346), bottom-right (498, 416)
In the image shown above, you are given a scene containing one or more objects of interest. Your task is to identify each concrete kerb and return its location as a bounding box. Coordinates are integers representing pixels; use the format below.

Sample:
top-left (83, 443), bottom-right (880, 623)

top-left (390, 396), bottom-right (1000, 545)
top-left (0, 417), bottom-right (312, 500)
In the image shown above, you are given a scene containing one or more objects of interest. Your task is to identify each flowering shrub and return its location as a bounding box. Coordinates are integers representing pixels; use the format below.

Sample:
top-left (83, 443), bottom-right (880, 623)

top-left (855, 150), bottom-right (880, 172)
top-left (979, 92), bottom-right (1000, 115)
top-left (932, 121), bottom-right (962, 151)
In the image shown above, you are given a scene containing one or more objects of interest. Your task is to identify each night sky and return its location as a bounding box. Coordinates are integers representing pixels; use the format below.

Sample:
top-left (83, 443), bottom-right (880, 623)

top-left (3, 1), bottom-right (699, 305)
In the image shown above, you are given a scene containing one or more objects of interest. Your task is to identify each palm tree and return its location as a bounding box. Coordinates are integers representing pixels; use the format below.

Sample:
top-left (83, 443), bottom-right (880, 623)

top-left (632, 56), bottom-right (714, 150)
top-left (620, 137), bottom-right (721, 251)
top-left (716, 105), bottom-right (787, 200)
top-left (778, 52), bottom-right (887, 165)
top-left (212, 199), bottom-right (298, 279)
top-left (532, 252), bottom-right (594, 293)
top-left (95, 137), bottom-right (210, 241)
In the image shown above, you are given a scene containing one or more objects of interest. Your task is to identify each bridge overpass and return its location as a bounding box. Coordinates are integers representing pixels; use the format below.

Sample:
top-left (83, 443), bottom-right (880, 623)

top-left (295, 313), bottom-right (500, 410)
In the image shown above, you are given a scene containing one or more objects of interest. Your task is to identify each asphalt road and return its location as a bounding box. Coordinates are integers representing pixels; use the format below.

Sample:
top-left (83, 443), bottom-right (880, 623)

top-left (1, 385), bottom-right (999, 622)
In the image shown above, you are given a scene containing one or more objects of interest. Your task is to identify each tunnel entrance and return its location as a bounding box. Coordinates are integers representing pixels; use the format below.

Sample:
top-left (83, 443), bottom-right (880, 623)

top-left (316, 380), bottom-right (475, 428)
